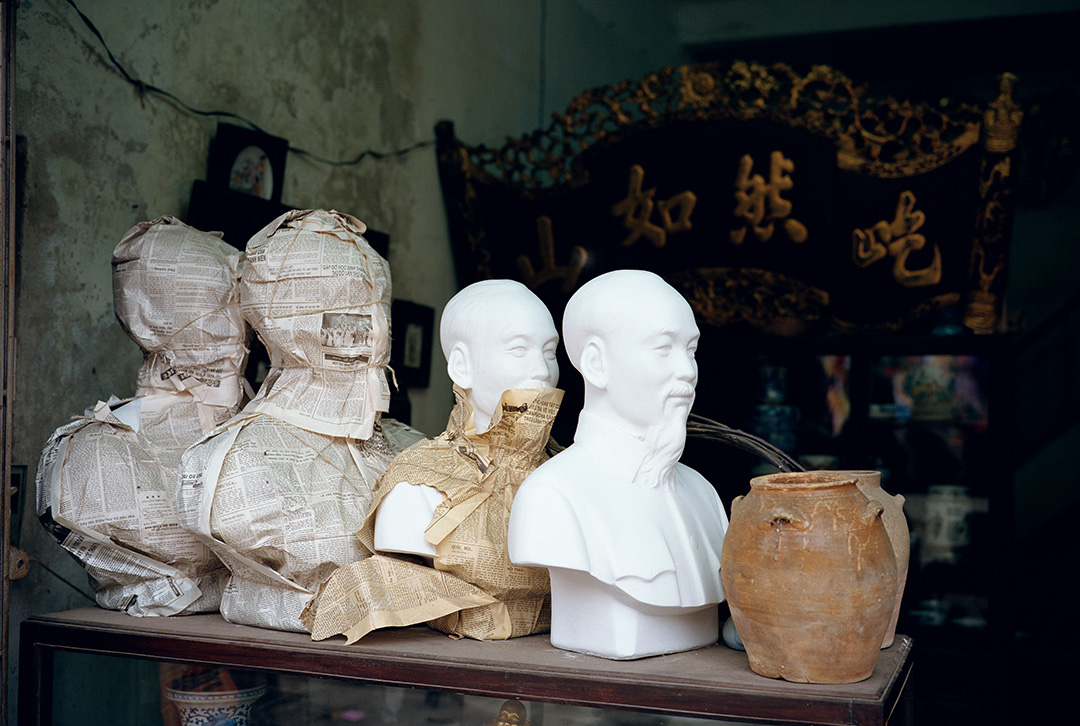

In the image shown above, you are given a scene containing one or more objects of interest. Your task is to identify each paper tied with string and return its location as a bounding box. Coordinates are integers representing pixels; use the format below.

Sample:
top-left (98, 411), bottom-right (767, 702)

top-left (36, 398), bottom-right (229, 617)
top-left (112, 216), bottom-right (248, 433)
top-left (302, 386), bottom-right (563, 643)
top-left (32, 217), bottom-right (250, 616)
top-left (240, 209), bottom-right (392, 440)
top-left (174, 209), bottom-right (423, 632)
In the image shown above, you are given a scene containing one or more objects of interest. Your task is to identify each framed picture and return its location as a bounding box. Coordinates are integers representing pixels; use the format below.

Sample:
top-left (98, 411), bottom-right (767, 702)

top-left (390, 299), bottom-right (435, 389)
top-left (207, 123), bottom-right (288, 203)
top-left (187, 180), bottom-right (292, 249)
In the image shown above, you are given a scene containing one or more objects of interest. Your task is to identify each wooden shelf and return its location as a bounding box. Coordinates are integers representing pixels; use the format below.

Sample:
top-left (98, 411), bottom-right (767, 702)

top-left (20, 607), bottom-right (913, 725)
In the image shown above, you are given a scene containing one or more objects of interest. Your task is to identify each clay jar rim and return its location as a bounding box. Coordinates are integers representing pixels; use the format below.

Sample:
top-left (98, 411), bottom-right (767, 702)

top-left (749, 471), bottom-right (859, 491)
top-left (830, 469), bottom-right (882, 483)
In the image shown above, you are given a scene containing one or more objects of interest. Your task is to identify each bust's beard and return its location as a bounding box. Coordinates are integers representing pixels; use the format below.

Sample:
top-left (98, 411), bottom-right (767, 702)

top-left (635, 409), bottom-right (690, 487)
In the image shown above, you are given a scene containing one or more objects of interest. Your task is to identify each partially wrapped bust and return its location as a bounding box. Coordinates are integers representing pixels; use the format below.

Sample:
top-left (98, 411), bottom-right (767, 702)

top-left (303, 279), bottom-right (562, 643)
top-left (304, 386), bottom-right (562, 642)
top-left (36, 216), bottom-right (247, 615)
top-left (178, 209), bottom-right (419, 632)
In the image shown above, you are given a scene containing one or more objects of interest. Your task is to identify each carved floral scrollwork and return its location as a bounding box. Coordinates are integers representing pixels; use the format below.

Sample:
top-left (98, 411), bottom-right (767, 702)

top-left (666, 268), bottom-right (830, 329)
top-left (455, 61), bottom-right (985, 188)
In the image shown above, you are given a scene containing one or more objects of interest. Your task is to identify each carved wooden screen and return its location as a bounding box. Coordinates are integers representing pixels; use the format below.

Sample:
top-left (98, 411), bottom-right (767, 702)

top-left (436, 61), bottom-right (1021, 334)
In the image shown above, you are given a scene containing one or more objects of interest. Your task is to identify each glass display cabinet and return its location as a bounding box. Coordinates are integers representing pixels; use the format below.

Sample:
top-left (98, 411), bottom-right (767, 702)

top-left (682, 331), bottom-right (1011, 644)
top-left (20, 608), bottom-right (913, 726)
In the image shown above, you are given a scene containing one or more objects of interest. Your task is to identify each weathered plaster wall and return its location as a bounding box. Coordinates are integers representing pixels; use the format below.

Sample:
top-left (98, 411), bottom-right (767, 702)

top-left (7, 0), bottom-right (683, 720)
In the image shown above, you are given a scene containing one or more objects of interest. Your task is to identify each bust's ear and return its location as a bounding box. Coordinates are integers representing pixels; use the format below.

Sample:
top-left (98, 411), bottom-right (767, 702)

top-left (578, 338), bottom-right (608, 390)
top-left (447, 342), bottom-right (472, 390)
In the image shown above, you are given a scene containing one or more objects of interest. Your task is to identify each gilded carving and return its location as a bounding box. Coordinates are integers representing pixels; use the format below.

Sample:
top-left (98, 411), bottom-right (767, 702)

top-left (609, 165), bottom-right (696, 248)
top-left (853, 191), bottom-right (941, 287)
top-left (964, 73), bottom-right (1021, 332)
top-left (982, 73), bottom-right (1022, 154)
top-left (436, 62), bottom-right (1019, 333)
top-left (517, 215), bottom-right (588, 294)
top-left (483, 700), bottom-right (530, 726)
top-left (449, 61), bottom-right (984, 189)
top-left (730, 152), bottom-right (808, 244)
top-left (979, 157), bottom-right (1011, 200)
top-left (667, 268), bottom-right (830, 329)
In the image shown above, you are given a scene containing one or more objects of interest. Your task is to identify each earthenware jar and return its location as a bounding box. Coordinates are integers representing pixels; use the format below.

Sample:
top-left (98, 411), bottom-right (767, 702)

top-left (721, 471), bottom-right (896, 684)
top-left (836, 470), bottom-right (909, 648)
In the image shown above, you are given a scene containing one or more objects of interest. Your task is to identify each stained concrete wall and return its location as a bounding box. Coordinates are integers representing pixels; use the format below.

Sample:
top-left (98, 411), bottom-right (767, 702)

top-left (6, 0), bottom-right (685, 721)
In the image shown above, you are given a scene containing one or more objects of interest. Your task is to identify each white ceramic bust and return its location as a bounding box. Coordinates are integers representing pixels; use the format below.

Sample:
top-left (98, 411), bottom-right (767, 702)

top-left (373, 280), bottom-right (560, 557)
top-left (508, 270), bottom-right (729, 659)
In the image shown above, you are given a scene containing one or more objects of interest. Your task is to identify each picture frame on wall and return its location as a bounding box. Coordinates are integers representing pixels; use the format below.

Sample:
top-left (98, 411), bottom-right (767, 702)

top-left (390, 299), bottom-right (434, 389)
top-left (207, 123), bottom-right (289, 203)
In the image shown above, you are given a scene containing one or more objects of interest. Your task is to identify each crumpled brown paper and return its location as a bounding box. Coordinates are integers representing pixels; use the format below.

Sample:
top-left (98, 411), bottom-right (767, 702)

top-left (302, 386), bottom-right (563, 642)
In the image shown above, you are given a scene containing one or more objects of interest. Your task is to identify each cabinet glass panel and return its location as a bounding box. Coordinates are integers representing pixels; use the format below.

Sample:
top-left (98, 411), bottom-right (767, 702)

top-left (866, 354), bottom-right (992, 636)
top-left (50, 651), bottom-right (750, 726)
top-left (687, 347), bottom-right (996, 639)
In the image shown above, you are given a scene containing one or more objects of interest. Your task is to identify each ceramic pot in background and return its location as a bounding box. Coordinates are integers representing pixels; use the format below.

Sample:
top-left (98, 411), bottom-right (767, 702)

top-left (721, 471), bottom-right (896, 684)
top-left (165, 683), bottom-right (266, 726)
top-left (835, 470), bottom-right (909, 648)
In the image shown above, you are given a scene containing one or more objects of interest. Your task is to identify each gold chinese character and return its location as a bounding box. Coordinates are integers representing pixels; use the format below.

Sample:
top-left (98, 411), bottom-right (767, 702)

top-left (517, 215), bottom-right (588, 293)
top-left (852, 190), bottom-right (941, 287)
top-left (730, 151), bottom-right (808, 244)
top-left (610, 165), bottom-right (696, 248)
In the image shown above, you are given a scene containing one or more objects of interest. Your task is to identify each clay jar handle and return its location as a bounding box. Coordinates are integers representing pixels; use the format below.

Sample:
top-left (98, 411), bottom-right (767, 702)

top-left (762, 508), bottom-right (811, 531)
top-left (860, 500), bottom-right (885, 526)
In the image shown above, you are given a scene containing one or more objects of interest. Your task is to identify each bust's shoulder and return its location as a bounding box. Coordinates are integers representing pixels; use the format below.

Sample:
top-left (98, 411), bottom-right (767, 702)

top-left (675, 461), bottom-right (711, 487)
top-left (518, 442), bottom-right (594, 491)
top-left (508, 449), bottom-right (590, 569)
top-left (674, 462), bottom-right (728, 523)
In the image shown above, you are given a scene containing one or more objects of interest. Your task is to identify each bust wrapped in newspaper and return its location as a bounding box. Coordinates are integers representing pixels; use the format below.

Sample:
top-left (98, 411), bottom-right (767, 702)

top-left (36, 216), bottom-right (247, 616)
top-left (178, 209), bottom-right (420, 632)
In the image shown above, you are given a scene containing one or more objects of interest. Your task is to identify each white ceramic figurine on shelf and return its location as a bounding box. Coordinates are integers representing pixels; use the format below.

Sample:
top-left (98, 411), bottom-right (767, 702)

top-left (301, 279), bottom-right (562, 643)
top-left (508, 269), bottom-right (729, 659)
top-left (373, 279), bottom-right (561, 557)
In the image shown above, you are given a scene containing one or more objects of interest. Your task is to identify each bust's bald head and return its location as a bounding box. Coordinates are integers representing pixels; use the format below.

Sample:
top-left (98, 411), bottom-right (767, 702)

top-left (563, 270), bottom-right (699, 436)
top-left (563, 270), bottom-right (691, 370)
top-left (439, 280), bottom-right (559, 431)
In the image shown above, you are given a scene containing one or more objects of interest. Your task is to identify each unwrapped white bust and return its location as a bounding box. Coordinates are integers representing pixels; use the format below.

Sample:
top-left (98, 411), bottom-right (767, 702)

top-left (37, 216), bottom-right (247, 615)
top-left (509, 270), bottom-right (729, 659)
top-left (177, 209), bottom-right (420, 632)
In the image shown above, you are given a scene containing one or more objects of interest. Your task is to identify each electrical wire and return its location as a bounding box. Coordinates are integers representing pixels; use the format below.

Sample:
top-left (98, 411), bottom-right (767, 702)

top-left (63, 0), bottom-right (434, 167)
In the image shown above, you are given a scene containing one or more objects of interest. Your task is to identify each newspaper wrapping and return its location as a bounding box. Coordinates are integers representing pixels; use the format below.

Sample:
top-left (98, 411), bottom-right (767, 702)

top-left (302, 386), bottom-right (562, 643)
top-left (177, 412), bottom-right (407, 631)
top-left (114, 216), bottom-right (249, 433)
top-left (177, 209), bottom-right (421, 632)
top-left (35, 217), bottom-right (246, 615)
top-left (240, 209), bottom-right (391, 439)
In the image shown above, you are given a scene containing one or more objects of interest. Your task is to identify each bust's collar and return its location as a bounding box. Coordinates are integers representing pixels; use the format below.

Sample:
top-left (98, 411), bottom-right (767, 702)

top-left (573, 410), bottom-right (679, 488)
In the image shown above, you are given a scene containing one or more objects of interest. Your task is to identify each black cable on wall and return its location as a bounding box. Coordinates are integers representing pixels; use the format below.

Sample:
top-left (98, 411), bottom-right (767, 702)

top-left (63, 0), bottom-right (434, 167)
